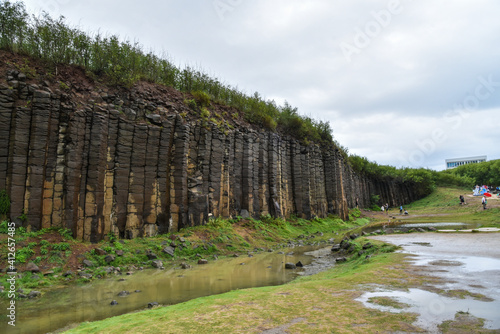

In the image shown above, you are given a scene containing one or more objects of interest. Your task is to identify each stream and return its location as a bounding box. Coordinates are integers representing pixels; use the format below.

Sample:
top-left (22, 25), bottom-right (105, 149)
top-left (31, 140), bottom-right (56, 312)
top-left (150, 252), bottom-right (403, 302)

top-left (1, 244), bottom-right (335, 334)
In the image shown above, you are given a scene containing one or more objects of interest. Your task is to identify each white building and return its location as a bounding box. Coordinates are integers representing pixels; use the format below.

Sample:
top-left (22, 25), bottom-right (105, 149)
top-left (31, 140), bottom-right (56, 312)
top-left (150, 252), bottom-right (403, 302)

top-left (445, 156), bottom-right (487, 169)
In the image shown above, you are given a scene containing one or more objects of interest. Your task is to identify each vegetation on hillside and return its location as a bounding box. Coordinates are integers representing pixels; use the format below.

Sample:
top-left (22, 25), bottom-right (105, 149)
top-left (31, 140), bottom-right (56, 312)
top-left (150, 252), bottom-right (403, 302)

top-left (439, 159), bottom-right (500, 187)
top-left (348, 156), bottom-right (499, 199)
top-left (0, 0), bottom-right (336, 146)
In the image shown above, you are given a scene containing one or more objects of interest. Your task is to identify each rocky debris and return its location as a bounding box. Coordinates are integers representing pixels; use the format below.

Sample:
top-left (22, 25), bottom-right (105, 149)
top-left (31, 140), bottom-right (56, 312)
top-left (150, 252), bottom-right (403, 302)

top-left (27, 290), bottom-right (41, 299)
top-left (104, 255), bottom-right (115, 263)
top-left (78, 272), bottom-right (92, 279)
top-left (162, 246), bottom-right (175, 257)
top-left (94, 248), bottom-right (107, 256)
top-left (151, 260), bottom-right (163, 268)
top-left (25, 262), bottom-right (40, 273)
top-left (82, 259), bottom-right (94, 268)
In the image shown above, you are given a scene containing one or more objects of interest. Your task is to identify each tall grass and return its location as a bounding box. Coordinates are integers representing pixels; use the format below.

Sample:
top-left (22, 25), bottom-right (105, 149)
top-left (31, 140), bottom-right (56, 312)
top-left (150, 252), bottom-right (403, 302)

top-left (0, 1), bottom-right (337, 147)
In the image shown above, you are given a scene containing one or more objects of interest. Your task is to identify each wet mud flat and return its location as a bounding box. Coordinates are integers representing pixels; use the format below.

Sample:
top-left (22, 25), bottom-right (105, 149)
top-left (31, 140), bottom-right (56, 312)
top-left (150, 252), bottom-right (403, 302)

top-left (364, 232), bottom-right (500, 332)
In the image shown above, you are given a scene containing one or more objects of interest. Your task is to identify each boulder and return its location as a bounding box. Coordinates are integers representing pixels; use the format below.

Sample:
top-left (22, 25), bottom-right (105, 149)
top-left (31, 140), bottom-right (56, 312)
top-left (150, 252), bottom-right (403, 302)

top-left (105, 255), bottom-right (115, 263)
top-left (296, 261), bottom-right (304, 268)
top-left (25, 262), bottom-right (40, 273)
top-left (162, 246), bottom-right (175, 257)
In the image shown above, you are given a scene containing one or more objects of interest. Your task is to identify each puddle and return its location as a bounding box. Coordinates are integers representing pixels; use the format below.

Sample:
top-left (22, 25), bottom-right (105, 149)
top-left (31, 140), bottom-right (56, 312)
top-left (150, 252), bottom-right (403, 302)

top-left (357, 288), bottom-right (500, 332)
top-left (367, 233), bottom-right (500, 332)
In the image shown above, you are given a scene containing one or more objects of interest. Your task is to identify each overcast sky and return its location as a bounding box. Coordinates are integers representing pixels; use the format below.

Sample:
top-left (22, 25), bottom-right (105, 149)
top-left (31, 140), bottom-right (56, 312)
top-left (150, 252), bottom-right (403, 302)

top-left (23, 0), bottom-right (500, 170)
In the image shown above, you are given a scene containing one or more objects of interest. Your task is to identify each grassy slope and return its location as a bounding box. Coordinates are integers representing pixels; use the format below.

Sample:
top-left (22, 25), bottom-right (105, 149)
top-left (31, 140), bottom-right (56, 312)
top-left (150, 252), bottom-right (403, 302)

top-left (65, 187), bottom-right (500, 333)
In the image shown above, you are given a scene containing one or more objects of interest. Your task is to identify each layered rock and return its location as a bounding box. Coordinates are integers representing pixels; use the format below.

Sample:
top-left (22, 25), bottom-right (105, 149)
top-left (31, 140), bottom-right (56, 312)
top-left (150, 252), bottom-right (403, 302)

top-left (0, 76), bottom-right (423, 242)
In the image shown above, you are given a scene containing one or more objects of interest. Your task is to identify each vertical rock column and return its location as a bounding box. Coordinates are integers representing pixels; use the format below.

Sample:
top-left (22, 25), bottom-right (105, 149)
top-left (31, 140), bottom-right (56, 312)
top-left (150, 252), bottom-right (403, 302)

top-left (25, 90), bottom-right (53, 229)
top-left (170, 119), bottom-right (189, 230)
top-left (142, 126), bottom-right (161, 236)
top-left (83, 110), bottom-right (109, 242)
top-left (114, 119), bottom-right (134, 238)
top-left (102, 110), bottom-right (119, 238)
top-left (0, 86), bottom-right (13, 193)
top-left (156, 117), bottom-right (175, 234)
top-left (41, 97), bottom-right (61, 229)
top-left (126, 124), bottom-right (148, 238)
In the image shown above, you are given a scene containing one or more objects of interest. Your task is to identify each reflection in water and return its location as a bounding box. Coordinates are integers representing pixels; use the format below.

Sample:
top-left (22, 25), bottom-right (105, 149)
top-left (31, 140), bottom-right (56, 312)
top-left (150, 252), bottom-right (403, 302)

top-left (357, 288), bottom-right (500, 331)
top-left (0, 245), bottom-right (323, 334)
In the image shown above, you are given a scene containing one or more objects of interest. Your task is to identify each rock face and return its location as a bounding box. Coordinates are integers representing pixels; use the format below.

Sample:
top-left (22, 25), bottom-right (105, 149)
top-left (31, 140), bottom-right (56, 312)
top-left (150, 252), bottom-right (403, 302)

top-left (0, 76), bottom-right (424, 242)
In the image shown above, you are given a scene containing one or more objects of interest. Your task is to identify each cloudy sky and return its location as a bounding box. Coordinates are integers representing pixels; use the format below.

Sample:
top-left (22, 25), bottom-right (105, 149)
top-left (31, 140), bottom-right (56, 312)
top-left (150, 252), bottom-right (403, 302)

top-left (23, 0), bottom-right (500, 170)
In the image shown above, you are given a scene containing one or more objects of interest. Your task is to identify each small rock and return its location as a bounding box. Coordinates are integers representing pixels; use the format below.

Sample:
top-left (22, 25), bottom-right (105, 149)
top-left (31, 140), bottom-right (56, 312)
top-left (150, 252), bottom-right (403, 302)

top-left (82, 259), bottom-right (94, 268)
top-left (117, 291), bottom-right (130, 297)
top-left (331, 244), bottom-right (341, 252)
top-left (285, 263), bottom-right (296, 269)
top-left (116, 250), bottom-right (124, 256)
top-left (162, 246), bottom-right (175, 257)
top-left (78, 272), bottom-right (92, 279)
top-left (63, 271), bottom-right (73, 277)
top-left (198, 259), bottom-right (208, 265)
top-left (180, 262), bottom-right (191, 269)
top-left (27, 290), bottom-right (41, 299)
top-left (362, 243), bottom-right (373, 250)
top-left (151, 260), bottom-right (163, 268)
top-left (105, 255), bottom-right (115, 263)
top-left (296, 261), bottom-right (304, 268)
top-left (25, 262), bottom-right (40, 273)
top-left (147, 253), bottom-right (158, 260)
top-left (232, 254), bottom-right (239, 258)
top-left (335, 257), bottom-right (347, 263)
top-left (240, 209), bottom-right (250, 219)
top-left (94, 248), bottom-right (107, 256)
top-left (135, 290), bottom-right (141, 293)
top-left (148, 302), bottom-right (159, 309)
top-left (43, 271), bottom-right (54, 276)
top-left (110, 300), bottom-right (118, 306)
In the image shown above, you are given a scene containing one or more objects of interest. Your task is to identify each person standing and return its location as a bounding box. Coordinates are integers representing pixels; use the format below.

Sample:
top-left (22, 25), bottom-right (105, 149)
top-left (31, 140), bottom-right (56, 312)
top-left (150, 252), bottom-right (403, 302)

top-left (482, 196), bottom-right (487, 210)
top-left (399, 205), bottom-right (403, 214)
top-left (385, 203), bottom-right (389, 214)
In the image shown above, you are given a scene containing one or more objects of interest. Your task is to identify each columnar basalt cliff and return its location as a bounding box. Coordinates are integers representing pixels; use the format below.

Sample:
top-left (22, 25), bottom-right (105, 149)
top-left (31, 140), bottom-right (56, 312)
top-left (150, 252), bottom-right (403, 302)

top-left (0, 69), bottom-right (422, 242)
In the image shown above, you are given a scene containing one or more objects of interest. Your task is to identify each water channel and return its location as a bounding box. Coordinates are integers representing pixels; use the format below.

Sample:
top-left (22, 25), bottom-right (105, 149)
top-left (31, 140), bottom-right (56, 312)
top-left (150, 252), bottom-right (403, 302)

top-left (1, 244), bottom-right (334, 334)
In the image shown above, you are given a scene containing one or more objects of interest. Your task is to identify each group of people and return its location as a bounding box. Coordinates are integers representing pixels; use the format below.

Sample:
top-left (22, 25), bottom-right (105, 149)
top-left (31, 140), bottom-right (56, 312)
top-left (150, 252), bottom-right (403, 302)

top-left (459, 194), bottom-right (489, 209)
top-left (381, 203), bottom-right (408, 215)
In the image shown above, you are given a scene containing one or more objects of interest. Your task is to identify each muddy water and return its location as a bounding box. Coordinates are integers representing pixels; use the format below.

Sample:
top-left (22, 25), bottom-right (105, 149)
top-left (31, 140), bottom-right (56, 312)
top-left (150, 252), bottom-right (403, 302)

top-left (1, 245), bottom-right (331, 334)
top-left (364, 232), bottom-right (500, 332)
